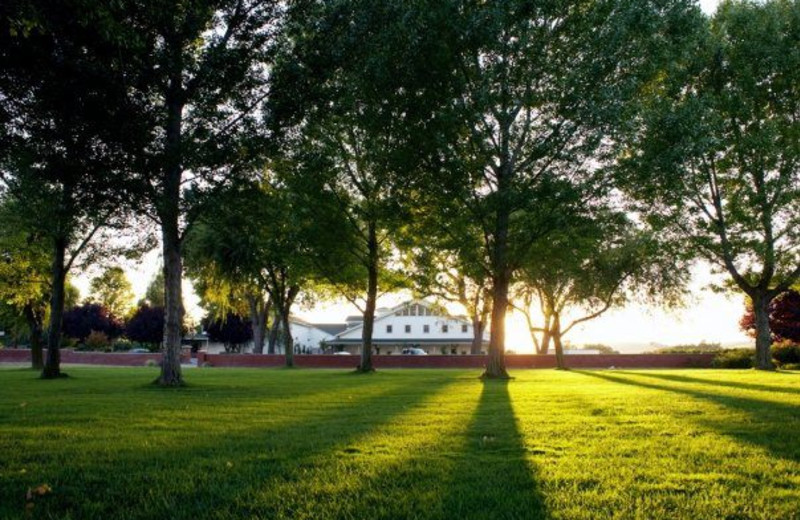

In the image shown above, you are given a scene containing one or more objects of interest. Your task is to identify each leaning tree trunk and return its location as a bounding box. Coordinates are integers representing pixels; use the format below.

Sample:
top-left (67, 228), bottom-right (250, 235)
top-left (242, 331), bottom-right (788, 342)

top-left (282, 311), bottom-right (294, 367)
top-left (552, 314), bottom-right (567, 370)
top-left (23, 303), bottom-right (44, 370)
top-left (358, 222), bottom-right (378, 373)
top-left (249, 296), bottom-right (269, 354)
top-left (752, 292), bottom-right (774, 370)
top-left (42, 237), bottom-right (67, 379)
top-left (267, 309), bottom-right (280, 354)
top-left (470, 314), bottom-right (485, 355)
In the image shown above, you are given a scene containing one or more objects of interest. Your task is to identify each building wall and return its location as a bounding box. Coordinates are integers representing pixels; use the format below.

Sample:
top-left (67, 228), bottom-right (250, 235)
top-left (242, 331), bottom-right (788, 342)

top-left (335, 315), bottom-right (485, 344)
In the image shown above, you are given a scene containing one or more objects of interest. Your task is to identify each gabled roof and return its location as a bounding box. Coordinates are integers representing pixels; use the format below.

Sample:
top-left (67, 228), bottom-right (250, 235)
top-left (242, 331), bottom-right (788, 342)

top-left (329, 299), bottom-right (468, 341)
top-left (313, 323), bottom-right (349, 336)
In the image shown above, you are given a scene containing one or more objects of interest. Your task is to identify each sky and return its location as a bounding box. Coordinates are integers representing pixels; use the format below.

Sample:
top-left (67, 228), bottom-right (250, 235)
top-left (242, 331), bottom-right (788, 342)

top-left (73, 0), bottom-right (740, 354)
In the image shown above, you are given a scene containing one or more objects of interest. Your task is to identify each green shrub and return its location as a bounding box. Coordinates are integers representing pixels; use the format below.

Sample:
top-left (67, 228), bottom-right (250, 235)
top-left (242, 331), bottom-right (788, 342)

top-left (144, 359), bottom-right (159, 367)
top-left (771, 340), bottom-right (800, 366)
top-left (84, 330), bottom-right (111, 351)
top-left (711, 348), bottom-right (754, 369)
top-left (112, 339), bottom-right (134, 352)
top-left (782, 363), bottom-right (800, 371)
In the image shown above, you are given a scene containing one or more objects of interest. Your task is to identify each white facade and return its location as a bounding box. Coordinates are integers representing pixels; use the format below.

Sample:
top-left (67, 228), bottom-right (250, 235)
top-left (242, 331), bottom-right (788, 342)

top-left (324, 300), bottom-right (488, 355)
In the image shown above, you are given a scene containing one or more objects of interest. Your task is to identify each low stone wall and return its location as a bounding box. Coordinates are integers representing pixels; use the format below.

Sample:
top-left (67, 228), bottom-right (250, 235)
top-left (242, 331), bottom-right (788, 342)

top-left (0, 348), bottom-right (191, 366)
top-left (196, 352), bottom-right (716, 369)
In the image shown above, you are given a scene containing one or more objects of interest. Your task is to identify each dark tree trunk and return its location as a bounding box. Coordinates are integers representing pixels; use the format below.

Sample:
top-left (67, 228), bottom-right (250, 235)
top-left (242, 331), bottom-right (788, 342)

top-left (538, 329), bottom-right (551, 355)
top-left (23, 303), bottom-right (44, 370)
top-left (249, 296), bottom-right (269, 354)
top-left (483, 159), bottom-right (511, 378)
top-left (358, 222), bottom-right (378, 373)
top-left (281, 285), bottom-right (299, 367)
top-left (42, 237), bottom-right (67, 379)
top-left (470, 315), bottom-right (485, 355)
top-left (156, 75), bottom-right (185, 387)
top-left (552, 314), bottom-right (566, 370)
top-left (752, 292), bottom-right (774, 370)
top-left (282, 311), bottom-right (294, 367)
top-left (267, 308), bottom-right (280, 354)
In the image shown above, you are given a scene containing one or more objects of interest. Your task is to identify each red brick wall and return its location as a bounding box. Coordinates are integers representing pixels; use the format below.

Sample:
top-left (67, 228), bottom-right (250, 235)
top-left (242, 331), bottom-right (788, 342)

top-left (199, 353), bottom-right (716, 369)
top-left (0, 348), bottom-right (191, 366)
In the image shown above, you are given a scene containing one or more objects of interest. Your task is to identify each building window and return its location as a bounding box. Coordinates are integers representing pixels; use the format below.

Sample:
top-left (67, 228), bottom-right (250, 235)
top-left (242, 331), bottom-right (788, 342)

top-left (405, 324), bottom-right (411, 333)
top-left (423, 324), bottom-right (430, 333)
top-left (442, 325), bottom-right (449, 333)
top-left (462, 324), bottom-right (468, 333)
top-left (387, 325), bottom-right (393, 333)
top-left (451, 348), bottom-right (457, 355)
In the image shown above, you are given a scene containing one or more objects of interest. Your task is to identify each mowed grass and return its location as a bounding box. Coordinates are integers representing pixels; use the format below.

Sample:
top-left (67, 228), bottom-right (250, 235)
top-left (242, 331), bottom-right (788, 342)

top-left (1, 367), bottom-right (799, 519)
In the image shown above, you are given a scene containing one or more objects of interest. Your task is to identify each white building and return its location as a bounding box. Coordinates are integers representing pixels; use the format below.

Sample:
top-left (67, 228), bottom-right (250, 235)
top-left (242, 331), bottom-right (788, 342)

top-left (322, 300), bottom-right (488, 355)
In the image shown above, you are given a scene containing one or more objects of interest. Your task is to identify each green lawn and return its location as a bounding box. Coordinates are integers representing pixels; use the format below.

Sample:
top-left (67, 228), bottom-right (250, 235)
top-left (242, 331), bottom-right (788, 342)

top-left (1, 367), bottom-right (799, 519)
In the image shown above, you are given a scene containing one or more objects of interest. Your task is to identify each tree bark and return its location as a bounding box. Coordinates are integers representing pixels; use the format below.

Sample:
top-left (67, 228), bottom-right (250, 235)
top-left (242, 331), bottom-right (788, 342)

top-left (282, 311), bottom-right (294, 367)
top-left (155, 51), bottom-right (186, 387)
top-left (552, 313), bottom-right (567, 370)
top-left (470, 314), bottom-right (485, 354)
top-left (42, 237), bottom-right (67, 379)
top-left (23, 303), bottom-right (44, 370)
top-left (358, 221), bottom-right (378, 372)
top-left (267, 308), bottom-right (280, 354)
top-left (752, 292), bottom-right (774, 370)
top-left (249, 296), bottom-right (269, 354)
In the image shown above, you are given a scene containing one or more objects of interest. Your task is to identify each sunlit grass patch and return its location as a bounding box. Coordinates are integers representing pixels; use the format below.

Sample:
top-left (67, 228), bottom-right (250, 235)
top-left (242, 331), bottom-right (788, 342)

top-left (0, 367), bottom-right (798, 519)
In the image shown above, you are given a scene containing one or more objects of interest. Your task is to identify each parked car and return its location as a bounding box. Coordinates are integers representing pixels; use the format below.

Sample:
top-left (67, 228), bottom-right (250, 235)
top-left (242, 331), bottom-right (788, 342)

top-left (401, 348), bottom-right (427, 355)
top-left (129, 348), bottom-right (150, 354)
top-left (333, 351), bottom-right (351, 355)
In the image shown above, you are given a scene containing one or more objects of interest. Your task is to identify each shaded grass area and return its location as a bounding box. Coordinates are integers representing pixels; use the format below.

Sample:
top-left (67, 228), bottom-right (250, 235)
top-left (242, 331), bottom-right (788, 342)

top-left (0, 367), bottom-right (799, 519)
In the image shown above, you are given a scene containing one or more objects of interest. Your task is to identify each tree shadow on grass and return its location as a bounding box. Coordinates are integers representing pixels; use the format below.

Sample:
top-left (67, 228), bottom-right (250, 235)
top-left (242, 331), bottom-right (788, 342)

top-left (10, 372), bottom-right (456, 520)
top-left (576, 370), bottom-right (800, 464)
top-left (613, 370), bottom-right (800, 397)
top-left (441, 380), bottom-right (549, 520)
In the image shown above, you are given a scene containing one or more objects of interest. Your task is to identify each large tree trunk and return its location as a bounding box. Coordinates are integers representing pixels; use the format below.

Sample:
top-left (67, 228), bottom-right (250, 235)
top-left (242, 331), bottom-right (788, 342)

top-left (158, 232), bottom-right (184, 386)
top-left (752, 292), bottom-right (774, 370)
top-left (156, 76), bottom-right (185, 387)
top-left (42, 237), bottom-right (67, 379)
top-left (23, 303), bottom-right (44, 370)
top-left (267, 308), bottom-right (280, 354)
top-left (358, 222), bottom-right (378, 372)
top-left (470, 314), bottom-right (485, 354)
top-left (483, 161), bottom-right (511, 378)
top-left (249, 296), bottom-right (269, 354)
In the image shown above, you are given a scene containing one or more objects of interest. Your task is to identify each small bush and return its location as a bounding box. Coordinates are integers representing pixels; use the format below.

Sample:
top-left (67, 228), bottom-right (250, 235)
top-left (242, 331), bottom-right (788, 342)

top-left (83, 330), bottom-right (111, 351)
top-left (112, 339), bottom-right (134, 352)
top-left (771, 340), bottom-right (800, 366)
top-left (782, 363), bottom-right (800, 371)
top-left (711, 348), bottom-right (754, 369)
top-left (144, 359), bottom-right (159, 367)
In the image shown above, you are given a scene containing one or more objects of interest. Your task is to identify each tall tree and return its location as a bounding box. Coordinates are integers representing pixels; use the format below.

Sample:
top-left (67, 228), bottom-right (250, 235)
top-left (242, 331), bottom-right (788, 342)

top-left (113, 0), bottom-right (279, 385)
top-left (0, 198), bottom-right (50, 368)
top-left (416, 0), bottom-right (701, 378)
top-left (185, 180), bottom-right (315, 366)
top-left (0, 2), bottom-right (139, 378)
top-left (273, 0), bottom-right (450, 371)
top-left (515, 206), bottom-right (687, 368)
top-left (620, 0), bottom-right (800, 369)
top-left (89, 266), bottom-right (134, 318)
